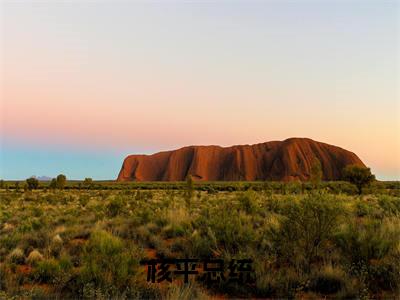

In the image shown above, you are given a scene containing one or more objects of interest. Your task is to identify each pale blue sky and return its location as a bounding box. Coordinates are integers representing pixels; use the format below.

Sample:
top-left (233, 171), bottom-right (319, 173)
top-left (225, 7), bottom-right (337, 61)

top-left (1, 0), bottom-right (399, 180)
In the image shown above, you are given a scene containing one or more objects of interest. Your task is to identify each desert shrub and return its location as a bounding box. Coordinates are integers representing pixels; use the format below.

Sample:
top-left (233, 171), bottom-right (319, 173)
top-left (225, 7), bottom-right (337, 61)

top-left (83, 178), bottom-right (93, 188)
top-left (67, 240), bottom-right (86, 267)
top-left (147, 234), bottom-right (163, 249)
top-left (335, 219), bottom-right (400, 294)
top-left (26, 250), bottom-right (44, 266)
top-left (142, 190), bottom-right (154, 200)
top-left (355, 199), bottom-right (383, 218)
top-left (56, 174), bottom-right (67, 189)
top-left (8, 248), bottom-right (25, 264)
top-left (18, 218), bottom-right (43, 233)
top-left (19, 230), bottom-right (49, 250)
top-left (0, 233), bottom-right (20, 254)
top-left (50, 234), bottom-right (63, 257)
top-left (309, 266), bottom-right (346, 294)
top-left (342, 165), bottom-right (375, 195)
top-left (254, 261), bottom-right (277, 297)
top-left (162, 224), bottom-right (185, 238)
top-left (154, 216), bottom-right (169, 228)
top-left (378, 195), bottom-right (400, 216)
top-left (270, 193), bottom-right (344, 271)
top-left (335, 221), bottom-right (395, 266)
top-left (1, 186), bottom-right (399, 299)
top-left (170, 239), bottom-right (186, 253)
top-left (237, 191), bottom-right (258, 213)
top-left (24, 193), bottom-right (37, 202)
top-left (367, 262), bottom-right (399, 293)
top-left (26, 177), bottom-right (39, 190)
top-left (79, 194), bottom-right (90, 207)
top-left (106, 197), bottom-right (125, 217)
top-left (32, 259), bottom-right (61, 283)
top-left (164, 282), bottom-right (208, 300)
top-left (206, 186), bottom-right (217, 194)
top-left (78, 230), bottom-right (140, 295)
top-left (188, 229), bottom-right (218, 258)
top-left (189, 203), bottom-right (255, 258)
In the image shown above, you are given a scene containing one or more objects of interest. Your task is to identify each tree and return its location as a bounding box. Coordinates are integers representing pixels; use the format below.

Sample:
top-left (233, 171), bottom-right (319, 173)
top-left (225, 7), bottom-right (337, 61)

top-left (26, 177), bottom-right (39, 190)
top-left (56, 174), bottom-right (67, 189)
top-left (342, 165), bottom-right (375, 195)
top-left (83, 177), bottom-right (93, 188)
top-left (310, 157), bottom-right (323, 188)
top-left (49, 178), bottom-right (57, 189)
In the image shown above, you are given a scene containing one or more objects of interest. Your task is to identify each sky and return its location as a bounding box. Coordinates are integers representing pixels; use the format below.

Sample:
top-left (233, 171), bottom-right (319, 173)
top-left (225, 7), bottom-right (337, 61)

top-left (1, 0), bottom-right (399, 180)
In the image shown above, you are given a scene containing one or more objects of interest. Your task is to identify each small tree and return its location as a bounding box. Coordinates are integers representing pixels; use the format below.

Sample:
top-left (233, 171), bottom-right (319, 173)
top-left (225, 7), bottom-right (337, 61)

top-left (49, 178), bottom-right (57, 189)
top-left (84, 178), bottom-right (93, 188)
top-left (0, 179), bottom-right (4, 189)
top-left (56, 174), bottom-right (67, 189)
top-left (342, 165), bottom-right (375, 195)
top-left (310, 157), bottom-right (323, 188)
top-left (26, 177), bottom-right (39, 190)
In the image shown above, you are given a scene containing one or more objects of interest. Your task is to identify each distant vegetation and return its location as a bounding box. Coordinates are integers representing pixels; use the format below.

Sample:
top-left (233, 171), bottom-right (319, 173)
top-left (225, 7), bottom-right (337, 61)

top-left (343, 165), bottom-right (376, 195)
top-left (0, 178), bottom-right (399, 298)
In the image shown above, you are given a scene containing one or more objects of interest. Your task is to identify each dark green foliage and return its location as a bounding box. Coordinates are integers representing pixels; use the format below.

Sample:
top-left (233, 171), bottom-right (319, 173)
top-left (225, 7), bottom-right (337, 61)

top-left (270, 193), bottom-right (344, 271)
top-left (26, 177), bottom-right (39, 190)
top-left (83, 178), bottom-right (93, 188)
top-left (237, 191), bottom-right (258, 213)
top-left (335, 221), bottom-right (395, 266)
top-left (106, 197), bottom-right (125, 217)
top-left (49, 178), bottom-right (57, 189)
top-left (78, 230), bottom-right (139, 296)
top-left (33, 259), bottom-right (61, 283)
top-left (378, 195), bottom-right (400, 216)
top-left (56, 174), bottom-right (67, 189)
top-left (343, 165), bottom-right (375, 194)
top-left (0, 183), bottom-right (399, 299)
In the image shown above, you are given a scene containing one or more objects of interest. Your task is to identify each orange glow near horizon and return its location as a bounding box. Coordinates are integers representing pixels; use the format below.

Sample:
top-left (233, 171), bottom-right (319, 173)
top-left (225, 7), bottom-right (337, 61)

top-left (1, 1), bottom-right (399, 180)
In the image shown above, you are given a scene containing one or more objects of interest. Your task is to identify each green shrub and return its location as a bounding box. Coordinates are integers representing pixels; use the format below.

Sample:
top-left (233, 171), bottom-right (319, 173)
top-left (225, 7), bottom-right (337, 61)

top-left (50, 234), bottom-right (63, 257)
top-left (106, 197), bottom-right (125, 217)
top-left (335, 221), bottom-right (394, 266)
top-left (79, 194), bottom-right (90, 207)
top-left (26, 250), bottom-right (44, 266)
top-left (8, 248), bottom-right (25, 264)
top-left (26, 177), bottom-right (39, 190)
top-left (270, 193), bottom-right (344, 271)
top-left (56, 174), bottom-right (67, 189)
top-left (237, 191), bottom-right (257, 213)
top-left (342, 165), bottom-right (375, 195)
top-left (162, 224), bottom-right (185, 238)
top-left (79, 230), bottom-right (139, 294)
top-left (164, 282), bottom-right (208, 300)
top-left (378, 195), bottom-right (400, 216)
top-left (33, 259), bottom-right (61, 283)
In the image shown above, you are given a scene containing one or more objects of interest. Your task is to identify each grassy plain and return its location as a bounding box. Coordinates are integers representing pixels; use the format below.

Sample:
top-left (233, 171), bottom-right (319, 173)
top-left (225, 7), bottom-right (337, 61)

top-left (0, 181), bottom-right (399, 299)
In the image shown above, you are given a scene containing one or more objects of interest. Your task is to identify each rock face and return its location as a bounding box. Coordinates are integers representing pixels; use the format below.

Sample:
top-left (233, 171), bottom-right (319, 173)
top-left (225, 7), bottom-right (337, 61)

top-left (117, 138), bottom-right (366, 182)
